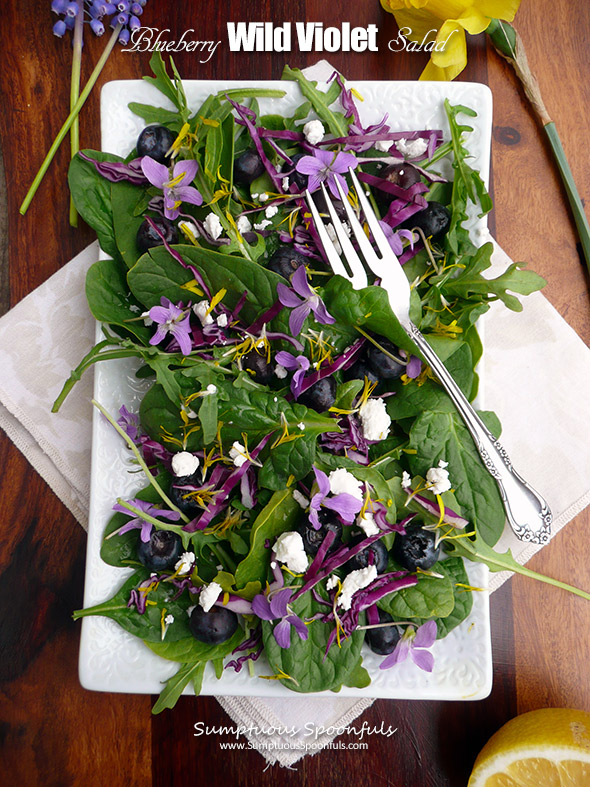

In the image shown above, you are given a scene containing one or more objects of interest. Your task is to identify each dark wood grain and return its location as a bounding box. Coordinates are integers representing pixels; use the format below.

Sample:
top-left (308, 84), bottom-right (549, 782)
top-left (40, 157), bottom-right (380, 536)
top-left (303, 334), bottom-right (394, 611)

top-left (0, 1), bottom-right (589, 784)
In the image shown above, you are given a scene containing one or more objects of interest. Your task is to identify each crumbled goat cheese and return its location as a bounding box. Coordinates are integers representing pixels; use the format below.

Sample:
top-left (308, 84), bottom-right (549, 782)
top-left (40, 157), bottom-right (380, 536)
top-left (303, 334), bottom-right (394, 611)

top-left (229, 441), bottom-right (248, 468)
top-left (179, 219), bottom-right (199, 238)
top-left (396, 137), bottom-right (429, 159)
top-left (216, 313), bottom-right (228, 328)
top-left (359, 398), bottom-right (391, 441)
top-left (326, 575), bottom-right (339, 591)
top-left (171, 451), bottom-right (200, 477)
top-left (274, 363), bottom-right (288, 379)
top-left (199, 581), bottom-right (223, 613)
top-left (402, 470), bottom-right (412, 489)
top-left (206, 384), bottom-right (217, 394)
top-left (265, 204), bottom-right (278, 219)
top-left (426, 460), bottom-right (451, 495)
top-left (193, 300), bottom-right (214, 326)
top-left (141, 311), bottom-right (153, 327)
top-left (203, 212), bottom-right (223, 240)
top-left (236, 215), bottom-right (252, 234)
top-left (303, 119), bottom-right (325, 145)
top-left (357, 510), bottom-right (380, 537)
top-left (258, 192), bottom-right (269, 203)
top-left (273, 531), bottom-right (308, 574)
top-left (282, 176), bottom-right (290, 191)
top-left (254, 219), bottom-right (272, 231)
top-left (175, 551), bottom-right (196, 576)
top-left (293, 490), bottom-right (309, 509)
top-left (164, 614), bottom-right (174, 625)
top-left (375, 139), bottom-right (393, 152)
top-left (329, 468), bottom-right (363, 501)
top-left (338, 565), bottom-right (378, 610)
top-left (298, 422), bottom-right (305, 431)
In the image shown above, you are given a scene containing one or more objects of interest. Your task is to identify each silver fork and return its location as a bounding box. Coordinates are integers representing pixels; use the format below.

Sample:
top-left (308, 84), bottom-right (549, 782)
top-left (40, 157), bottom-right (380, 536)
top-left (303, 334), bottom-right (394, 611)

top-left (306, 168), bottom-right (552, 545)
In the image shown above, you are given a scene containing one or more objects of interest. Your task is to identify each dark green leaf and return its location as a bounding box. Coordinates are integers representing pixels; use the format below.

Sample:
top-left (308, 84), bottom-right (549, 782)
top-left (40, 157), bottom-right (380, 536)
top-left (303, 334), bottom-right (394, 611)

top-left (151, 662), bottom-right (206, 714)
top-left (85, 259), bottom-right (151, 343)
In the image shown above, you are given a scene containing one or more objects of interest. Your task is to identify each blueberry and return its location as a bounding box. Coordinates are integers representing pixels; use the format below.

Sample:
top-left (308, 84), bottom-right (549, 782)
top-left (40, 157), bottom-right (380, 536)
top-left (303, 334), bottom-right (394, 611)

top-left (343, 358), bottom-right (380, 386)
top-left (234, 149), bottom-right (265, 185)
top-left (298, 377), bottom-right (336, 412)
top-left (392, 523), bottom-right (440, 572)
top-left (266, 246), bottom-right (307, 280)
top-left (189, 605), bottom-right (239, 644)
top-left (365, 609), bottom-right (402, 655)
top-left (137, 529), bottom-right (184, 571)
top-left (136, 216), bottom-right (179, 254)
top-left (287, 153), bottom-right (309, 192)
top-left (242, 349), bottom-right (274, 384)
top-left (136, 125), bottom-right (176, 164)
top-left (299, 509), bottom-right (343, 557)
top-left (347, 535), bottom-right (388, 574)
top-left (367, 339), bottom-right (406, 380)
top-left (402, 201), bottom-right (451, 243)
top-left (169, 474), bottom-right (202, 518)
top-left (380, 162), bottom-right (421, 190)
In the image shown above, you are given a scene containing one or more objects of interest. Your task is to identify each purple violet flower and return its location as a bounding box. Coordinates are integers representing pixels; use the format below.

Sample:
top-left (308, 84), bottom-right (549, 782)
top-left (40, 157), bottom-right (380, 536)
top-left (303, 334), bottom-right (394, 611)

top-left (141, 157), bottom-right (203, 220)
top-left (117, 404), bottom-right (140, 441)
top-left (379, 619), bottom-right (437, 672)
top-left (274, 351), bottom-right (310, 398)
top-left (251, 587), bottom-right (308, 649)
top-left (148, 297), bottom-right (193, 356)
top-left (112, 498), bottom-right (181, 542)
top-left (308, 466), bottom-right (363, 529)
top-left (295, 149), bottom-right (357, 199)
top-left (276, 266), bottom-right (335, 336)
top-left (378, 221), bottom-right (416, 257)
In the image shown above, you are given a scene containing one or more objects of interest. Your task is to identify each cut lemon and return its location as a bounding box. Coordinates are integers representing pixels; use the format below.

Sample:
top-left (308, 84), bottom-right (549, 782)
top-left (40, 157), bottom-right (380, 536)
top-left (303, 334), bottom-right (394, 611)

top-left (468, 708), bottom-right (590, 787)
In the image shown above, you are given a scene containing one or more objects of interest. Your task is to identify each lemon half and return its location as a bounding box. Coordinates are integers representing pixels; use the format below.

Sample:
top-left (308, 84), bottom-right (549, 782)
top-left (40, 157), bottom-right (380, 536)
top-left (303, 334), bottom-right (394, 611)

top-left (468, 708), bottom-right (590, 786)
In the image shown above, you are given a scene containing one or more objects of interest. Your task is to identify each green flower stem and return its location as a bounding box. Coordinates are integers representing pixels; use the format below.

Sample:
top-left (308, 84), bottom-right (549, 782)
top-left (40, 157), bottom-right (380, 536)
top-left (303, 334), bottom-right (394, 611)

top-left (68, 9), bottom-right (84, 227)
top-left (113, 498), bottom-right (190, 542)
top-left (209, 543), bottom-right (237, 574)
top-left (19, 24), bottom-right (122, 216)
top-left (544, 122), bottom-right (590, 276)
top-left (92, 399), bottom-right (190, 524)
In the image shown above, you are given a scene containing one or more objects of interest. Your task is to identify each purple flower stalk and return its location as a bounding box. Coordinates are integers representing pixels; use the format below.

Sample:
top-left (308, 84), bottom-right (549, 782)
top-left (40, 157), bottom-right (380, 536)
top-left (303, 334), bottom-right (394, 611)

top-left (148, 297), bottom-right (193, 356)
top-left (308, 466), bottom-right (363, 529)
top-left (276, 266), bottom-right (335, 336)
top-left (112, 498), bottom-right (182, 542)
top-left (295, 149), bottom-right (358, 199)
top-left (379, 619), bottom-right (437, 672)
top-left (274, 351), bottom-right (310, 398)
top-left (141, 157), bottom-right (203, 220)
top-left (251, 587), bottom-right (308, 649)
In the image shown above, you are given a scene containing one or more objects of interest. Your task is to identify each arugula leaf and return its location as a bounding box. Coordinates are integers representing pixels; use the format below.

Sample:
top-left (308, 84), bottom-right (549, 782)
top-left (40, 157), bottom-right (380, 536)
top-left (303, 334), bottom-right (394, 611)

top-left (144, 52), bottom-right (188, 121)
top-left (444, 100), bottom-right (493, 216)
top-left (282, 65), bottom-right (349, 137)
top-left (151, 662), bottom-right (206, 714)
top-left (128, 101), bottom-right (185, 131)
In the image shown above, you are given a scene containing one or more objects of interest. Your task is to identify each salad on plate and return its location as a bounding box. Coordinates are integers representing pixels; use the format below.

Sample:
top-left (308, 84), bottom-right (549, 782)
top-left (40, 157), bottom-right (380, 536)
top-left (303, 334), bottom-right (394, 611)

top-left (56, 54), bottom-right (553, 712)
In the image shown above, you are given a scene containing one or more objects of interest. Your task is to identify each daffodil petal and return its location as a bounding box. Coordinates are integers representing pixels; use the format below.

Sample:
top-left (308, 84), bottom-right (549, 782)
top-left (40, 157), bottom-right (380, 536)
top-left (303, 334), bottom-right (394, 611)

top-left (431, 21), bottom-right (467, 71)
top-left (474, 0), bottom-right (520, 21)
top-left (389, 8), bottom-right (442, 43)
top-left (456, 8), bottom-right (492, 34)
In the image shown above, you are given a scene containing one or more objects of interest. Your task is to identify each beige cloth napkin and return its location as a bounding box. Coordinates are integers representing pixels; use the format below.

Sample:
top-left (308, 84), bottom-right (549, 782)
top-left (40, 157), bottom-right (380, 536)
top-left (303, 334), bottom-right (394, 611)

top-left (1, 234), bottom-right (590, 767)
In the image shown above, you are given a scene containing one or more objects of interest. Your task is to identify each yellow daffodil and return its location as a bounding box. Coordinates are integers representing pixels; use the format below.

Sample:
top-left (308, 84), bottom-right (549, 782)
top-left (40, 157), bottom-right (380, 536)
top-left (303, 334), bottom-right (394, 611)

top-left (381, 0), bottom-right (521, 80)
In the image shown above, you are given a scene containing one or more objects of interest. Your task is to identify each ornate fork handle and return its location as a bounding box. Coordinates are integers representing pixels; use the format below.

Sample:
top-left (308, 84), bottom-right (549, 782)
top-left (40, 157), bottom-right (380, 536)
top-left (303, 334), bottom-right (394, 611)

top-left (408, 322), bottom-right (552, 545)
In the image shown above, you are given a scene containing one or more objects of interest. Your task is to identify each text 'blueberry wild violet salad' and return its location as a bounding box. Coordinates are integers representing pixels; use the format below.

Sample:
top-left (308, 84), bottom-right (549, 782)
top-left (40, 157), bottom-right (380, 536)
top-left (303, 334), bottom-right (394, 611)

top-left (56, 53), bottom-right (590, 712)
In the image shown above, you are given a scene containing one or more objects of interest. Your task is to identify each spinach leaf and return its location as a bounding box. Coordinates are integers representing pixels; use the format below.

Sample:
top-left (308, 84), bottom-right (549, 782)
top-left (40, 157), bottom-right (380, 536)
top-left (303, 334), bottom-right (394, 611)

top-left (434, 557), bottom-right (473, 639)
top-left (342, 658), bottom-right (371, 689)
top-left (234, 490), bottom-right (301, 590)
top-left (262, 587), bottom-right (365, 693)
top-left (257, 433), bottom-right (318, 490)
top-left (111, 180), bottom-right (150, 269)
top-left (85, 258), bottom-right (151, 344)
top-left (407, 410), bottom-right (506, 546)
top-left (146, 625), bottom-right (244, 662)
top-left (378, 561), bottom-right (455, 619)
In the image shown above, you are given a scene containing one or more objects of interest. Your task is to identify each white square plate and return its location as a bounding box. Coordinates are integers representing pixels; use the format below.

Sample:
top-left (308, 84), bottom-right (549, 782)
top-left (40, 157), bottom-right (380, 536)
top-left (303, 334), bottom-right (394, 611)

top-left (79, 77), bottom-right (493, 699)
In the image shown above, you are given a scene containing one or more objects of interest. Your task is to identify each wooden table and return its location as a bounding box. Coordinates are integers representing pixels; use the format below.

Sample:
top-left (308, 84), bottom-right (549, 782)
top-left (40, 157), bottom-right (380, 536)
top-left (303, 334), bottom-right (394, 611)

top-left (1, 1), bottom-right (589, 784)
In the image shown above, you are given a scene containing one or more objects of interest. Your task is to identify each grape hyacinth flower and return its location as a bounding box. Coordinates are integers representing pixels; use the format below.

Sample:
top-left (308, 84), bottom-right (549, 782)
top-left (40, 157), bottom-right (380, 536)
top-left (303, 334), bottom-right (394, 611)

top-left (251, 587), bottom-right (308, 649)
top-left (379, 619), bottom-right (437, 672)
top-left (295, 149), bottom-right (358, 199)
top-left (276, 266), bottom-right (335, 336)
top-left (148, 297), bottom-right (193, 355)
top-left (141, 157), bottom-right (203, 220)
top-left (308, 466), bottom-right (363, 529)
top-left (112, 499), bottom-right (182, 542)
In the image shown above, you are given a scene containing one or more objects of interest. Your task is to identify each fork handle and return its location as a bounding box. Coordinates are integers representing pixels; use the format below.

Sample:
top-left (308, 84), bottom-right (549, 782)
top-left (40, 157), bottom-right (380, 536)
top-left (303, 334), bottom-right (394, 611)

top-left (407, 322), bottom-right (552, 545)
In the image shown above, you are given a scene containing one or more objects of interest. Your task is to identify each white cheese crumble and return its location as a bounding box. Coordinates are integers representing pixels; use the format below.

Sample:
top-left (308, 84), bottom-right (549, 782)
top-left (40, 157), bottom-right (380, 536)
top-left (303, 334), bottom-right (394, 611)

top-left (236, 215), bottom-right (252, 234)
top-left (171, 451), bottom-right (199, 477)
top-left (179, 219), bottom-right (199, 238)
top-left (199, 581), bottom-right (223, 613)
top-left (375, 139), bottom-right (393, 152)
top-left (164, 614), bottom-right (174, 625)
top-left (258, 192), bottom-right (269, 202)
top-left (175, 551), bottom-right (196, 576)
top-left (141, 311), bottom-right (153, 327)
top-left (326, 575), bottom-right (339, 591)
top-left (303, 119), bottom-right (325, 145)
top-left (216, 313), bottom-right (228, 328)
top-left (357, 510), bottom-right (380, 537)
top-left (273, 531), bottom-right (308, 574)
top-left (293, 490), bottom-right (309, 509)
top-left (297, 422), bottom-right (305, 430)
top-left (265, 204), bottom-right (278, 219)
top-left (206, 384), bottom-right (217, 394)
top-left (274, 363), bottom-right (288, 379)
top-left (328, 468), bottom-right (363, 501)
top-left (193, 299), bottom-right (214, 326)
top-left (229, 441), bottom-right (248, 468)
top-left (254, 219), bottom-right (272, 231)
top-left (396, 137), bottom-right (429, 159)
top-left (402, 470), bottom-right (412, 489)
top-left (358, 397), bottom-right (391, 441)
top-left (270, 561), bottom-right (277, 570)
top-left (203, 212), bottom-right (223, 240)
top-left (282, 176), bottom-right (290, 191)
top-left (426, 460), bottom-right (451, 495)
top-left (338, 565), bottom-right (378, 610)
